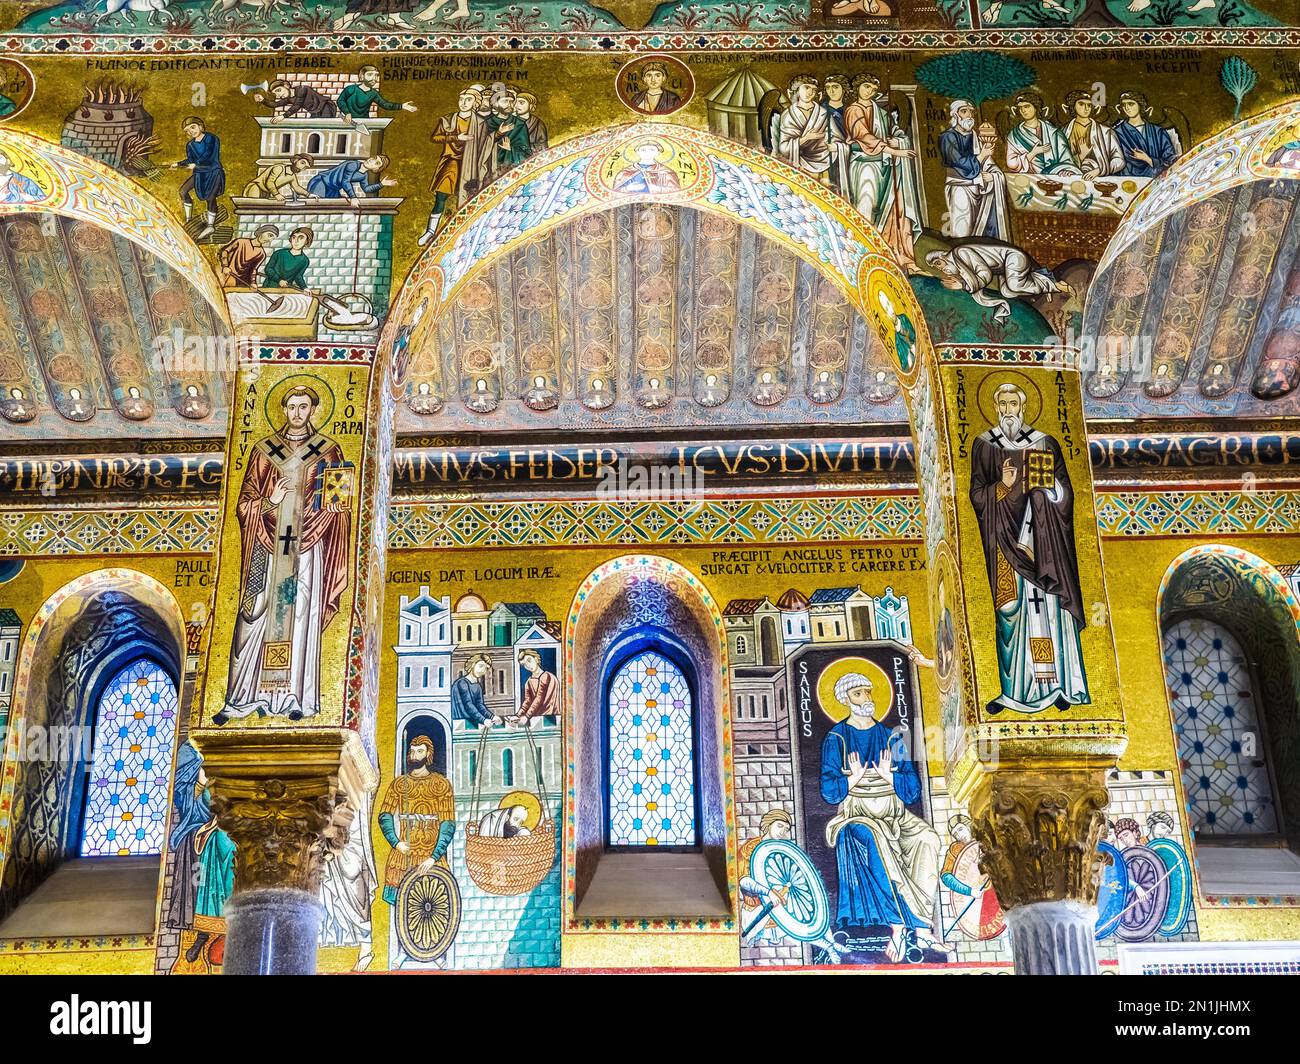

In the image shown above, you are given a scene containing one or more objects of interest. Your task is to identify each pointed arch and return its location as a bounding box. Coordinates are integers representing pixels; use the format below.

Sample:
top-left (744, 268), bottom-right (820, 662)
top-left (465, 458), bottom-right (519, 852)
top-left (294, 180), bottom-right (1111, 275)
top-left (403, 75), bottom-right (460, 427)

top-left (0, 127), bottom-right (228, 324)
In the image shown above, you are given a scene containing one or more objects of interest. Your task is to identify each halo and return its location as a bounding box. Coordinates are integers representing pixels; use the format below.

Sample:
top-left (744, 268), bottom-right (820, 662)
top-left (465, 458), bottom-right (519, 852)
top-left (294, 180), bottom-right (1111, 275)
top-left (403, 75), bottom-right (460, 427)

top-left (976, 370), bottom-right (1043, 429)
top-left (0, 60), bottom-right (36, 126)
top-left (0, 136), bottom-right (53, 200)
top-left (623, 136), bottom-right (674, 165)
top-left (497, 790), bottom-right (543, 832)
top-left (816, 656), bottom-right (894, 723)
top-left (263, 372), bottom-right (335, 431)
top-left (615, 53), bottom-right (694, 117)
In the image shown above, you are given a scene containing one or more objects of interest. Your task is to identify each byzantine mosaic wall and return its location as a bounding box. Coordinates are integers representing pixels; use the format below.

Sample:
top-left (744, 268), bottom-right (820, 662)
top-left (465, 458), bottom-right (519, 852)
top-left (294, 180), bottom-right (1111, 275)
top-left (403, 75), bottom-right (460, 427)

top-left (5, 43), bottom-right (1300, 436)
top-left (0, 518), bottom-right (1295, 970)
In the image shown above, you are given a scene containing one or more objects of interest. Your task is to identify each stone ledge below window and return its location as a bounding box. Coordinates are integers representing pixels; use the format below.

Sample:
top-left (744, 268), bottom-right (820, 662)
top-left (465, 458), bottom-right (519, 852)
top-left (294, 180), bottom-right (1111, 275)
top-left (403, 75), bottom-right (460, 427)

top-left (575, 851), bottom-right (731, 921)
top-left (0, 856), bottom-right (161, 939)
top-left (1197, 843), bottom-right (1300, 900)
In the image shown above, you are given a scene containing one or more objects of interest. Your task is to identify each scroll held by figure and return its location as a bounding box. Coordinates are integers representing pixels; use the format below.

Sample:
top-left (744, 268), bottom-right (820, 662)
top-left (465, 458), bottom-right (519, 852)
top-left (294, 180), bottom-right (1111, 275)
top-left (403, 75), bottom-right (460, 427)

top-left (969, 380), bottom-right (1090, 714)
top-left (216, 383), bottom-right (353, 723)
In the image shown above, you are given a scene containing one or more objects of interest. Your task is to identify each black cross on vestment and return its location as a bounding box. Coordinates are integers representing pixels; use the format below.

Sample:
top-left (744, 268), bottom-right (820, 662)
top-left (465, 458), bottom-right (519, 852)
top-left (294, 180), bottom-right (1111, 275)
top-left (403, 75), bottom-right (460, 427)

top-left (279, 525), bottom-right (298, 555)
top-left (304, 436), bottom-right (328, 458)
top-left (266, 439), bottom-right (288, 461)
top-left (1028, 588), bottom-right (1046, 616)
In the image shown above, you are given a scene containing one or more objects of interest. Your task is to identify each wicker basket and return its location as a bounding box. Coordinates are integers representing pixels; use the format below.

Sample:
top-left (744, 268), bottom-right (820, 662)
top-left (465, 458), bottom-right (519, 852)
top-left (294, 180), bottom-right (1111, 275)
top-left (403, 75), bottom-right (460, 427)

top-left (463, 821), bottom-right (556, 896)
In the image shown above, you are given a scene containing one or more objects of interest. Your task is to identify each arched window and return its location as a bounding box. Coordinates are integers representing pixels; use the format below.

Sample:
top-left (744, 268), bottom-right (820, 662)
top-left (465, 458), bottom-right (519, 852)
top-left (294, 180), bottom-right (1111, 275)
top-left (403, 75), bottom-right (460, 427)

top-left (605, 637), bottom-right (698, 847)
top-left (1164, 617), bottom-right (1280, 837)
top-left (80, 659), bottom-right (178, 857)
top-left (502, 747), bottom-right (514, 787)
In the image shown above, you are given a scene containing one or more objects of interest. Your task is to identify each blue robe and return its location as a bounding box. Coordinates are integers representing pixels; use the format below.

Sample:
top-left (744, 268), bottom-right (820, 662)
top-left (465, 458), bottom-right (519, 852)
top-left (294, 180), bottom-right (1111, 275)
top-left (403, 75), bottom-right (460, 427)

top-left (820, 719), bottom-right (925, 929)
top-left (1115, 121), bottom-right (1177, 178)
top-left (450, 672), bottom-right (492, 725)
top-left (182, 132), bottom-right (226, 202)
top-left (308, 160), bottom-right (382, 199)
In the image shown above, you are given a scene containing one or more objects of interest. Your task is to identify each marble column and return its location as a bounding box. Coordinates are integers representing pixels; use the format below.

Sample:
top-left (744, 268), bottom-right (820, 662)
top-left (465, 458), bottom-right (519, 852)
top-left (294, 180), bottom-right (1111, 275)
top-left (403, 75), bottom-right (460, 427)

top-left (187, 340), bottom-right (391, 973)
top-left (966, 763), bottom-right (1111, 975)
top-left (194, 730), bottom-right (364, 976)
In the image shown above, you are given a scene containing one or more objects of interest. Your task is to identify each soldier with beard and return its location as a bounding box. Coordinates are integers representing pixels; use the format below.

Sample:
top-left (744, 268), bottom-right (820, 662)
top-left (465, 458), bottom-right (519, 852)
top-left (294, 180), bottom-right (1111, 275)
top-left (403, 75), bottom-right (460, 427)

top-left (377, 735), bottom-right (456, 904)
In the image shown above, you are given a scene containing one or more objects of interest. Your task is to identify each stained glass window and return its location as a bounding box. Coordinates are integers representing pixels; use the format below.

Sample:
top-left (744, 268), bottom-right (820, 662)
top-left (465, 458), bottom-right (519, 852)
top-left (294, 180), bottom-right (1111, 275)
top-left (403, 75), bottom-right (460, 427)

top-left (1163, 618), bottom-right (1279, 837)
top-left (80, 659), bottom-right (178, 857)
top-left (607, 649), bottom-right (696, 847)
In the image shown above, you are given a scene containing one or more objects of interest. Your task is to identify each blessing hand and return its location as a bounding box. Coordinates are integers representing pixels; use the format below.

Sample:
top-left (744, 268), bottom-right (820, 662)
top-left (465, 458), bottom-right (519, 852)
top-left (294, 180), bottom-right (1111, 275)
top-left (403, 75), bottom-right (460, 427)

top-left (875, 746), bottom-right (894, 782)
top-left (1001, 458), bottom-right (1018, 488)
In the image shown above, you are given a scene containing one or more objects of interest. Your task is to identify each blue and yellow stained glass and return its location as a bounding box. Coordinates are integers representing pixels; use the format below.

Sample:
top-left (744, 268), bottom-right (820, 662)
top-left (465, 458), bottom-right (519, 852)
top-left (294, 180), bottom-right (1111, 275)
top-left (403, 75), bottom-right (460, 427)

top-left (608, 650), bottom-right (696, 847)
top-left (1164, 618), bottom-right (1278, 837)
top-left (80, 660), bottom-right (178, 857)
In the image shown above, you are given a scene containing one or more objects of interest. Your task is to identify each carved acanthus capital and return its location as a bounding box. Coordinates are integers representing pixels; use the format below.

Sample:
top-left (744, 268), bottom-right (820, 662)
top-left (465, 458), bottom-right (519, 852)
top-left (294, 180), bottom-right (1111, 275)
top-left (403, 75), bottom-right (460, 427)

top-left (967, 762), bottom-right (1112, 910)
top-left (192, 729), bottom-right (370, 896)
top-left (209, 776), bottom-right (342, 895)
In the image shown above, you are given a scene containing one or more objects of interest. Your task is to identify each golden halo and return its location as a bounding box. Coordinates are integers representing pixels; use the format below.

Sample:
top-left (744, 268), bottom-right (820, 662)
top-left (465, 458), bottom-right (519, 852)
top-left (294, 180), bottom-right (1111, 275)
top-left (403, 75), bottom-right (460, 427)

top-left (0, 137), bottom-right (52, 200)
top-left (263, 372), bottom-right (335, 430)
top-left (976, 370), bottom-right (1043, 428)
top-left (621, 136), bottom-right (675, 166)
top-left (816, 657), bottom-right (894, 724)
top-left (498, 790), bottom-right (543, 832)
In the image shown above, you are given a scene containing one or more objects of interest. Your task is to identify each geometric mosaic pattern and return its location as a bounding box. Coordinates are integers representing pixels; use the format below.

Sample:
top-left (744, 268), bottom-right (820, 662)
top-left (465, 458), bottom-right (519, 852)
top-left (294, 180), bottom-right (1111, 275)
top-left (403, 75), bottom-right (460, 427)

top-left (1163, 617), bottom-right (1279, 837)
top-left (80, 659), bottom-right (177, 857)
top-left (0, 488), bottom-right (1297, 559)
top-left (607, 649), bottom-right (696, 848)
top-left (0, 509), bottom-right (218, 556)
top-left (389, 497), bottom-right (923, 550)
top-left (1095, 490), bottom-right (1300, 537)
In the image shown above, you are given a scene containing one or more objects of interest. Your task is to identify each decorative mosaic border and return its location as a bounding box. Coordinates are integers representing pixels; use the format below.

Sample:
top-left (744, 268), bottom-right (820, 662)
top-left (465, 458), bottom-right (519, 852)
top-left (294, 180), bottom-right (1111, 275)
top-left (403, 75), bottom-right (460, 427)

top-left (937, 344), bottom-right (1078, 369)
top-left (1, 488), bottom-right (1299, 556)
top-left (1097, 490), bottom-right (1300, 538)
top-left (1202, 893), bottom-right (1300, 907)
top-left (387, 496), bottom-right (922, 549)
top-left (0, 934), bottom-right (154, 955)
top-left (0, 508), bottom-right (218, 556)
top-left (5, 28), bottom-right (1300, 54)
top-left (252, 343), bottom-right (377, 365)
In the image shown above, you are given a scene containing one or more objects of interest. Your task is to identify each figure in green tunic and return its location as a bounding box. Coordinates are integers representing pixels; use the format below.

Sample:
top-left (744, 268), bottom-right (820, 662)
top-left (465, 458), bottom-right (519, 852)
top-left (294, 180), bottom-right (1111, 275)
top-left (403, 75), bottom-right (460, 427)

top-left (264, 226), bottom-right (313, 290)
top-left (336, 65), bottom-right (416, 122)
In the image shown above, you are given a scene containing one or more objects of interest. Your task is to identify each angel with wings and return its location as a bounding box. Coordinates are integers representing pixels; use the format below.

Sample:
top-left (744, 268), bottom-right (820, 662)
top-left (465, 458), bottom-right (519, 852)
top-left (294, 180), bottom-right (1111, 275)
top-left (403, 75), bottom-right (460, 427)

top-left (1112, 90), bottom-right (1185, 178)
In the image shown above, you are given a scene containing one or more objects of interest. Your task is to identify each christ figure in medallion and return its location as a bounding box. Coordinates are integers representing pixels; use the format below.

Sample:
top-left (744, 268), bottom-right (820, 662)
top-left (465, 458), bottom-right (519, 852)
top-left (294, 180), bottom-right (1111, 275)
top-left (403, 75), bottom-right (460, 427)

top-left (969, 381), bottom-right (1089, 714)
top-left (215, 384), bottom-right (353, 724)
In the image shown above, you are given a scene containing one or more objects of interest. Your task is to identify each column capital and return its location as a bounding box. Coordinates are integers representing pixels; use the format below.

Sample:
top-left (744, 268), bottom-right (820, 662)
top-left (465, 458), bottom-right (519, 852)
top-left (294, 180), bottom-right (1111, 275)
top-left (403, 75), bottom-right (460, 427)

top-left (965, 759), bottom-right (1113, 910)
top-left (192, 728), bottom-right (373, 896)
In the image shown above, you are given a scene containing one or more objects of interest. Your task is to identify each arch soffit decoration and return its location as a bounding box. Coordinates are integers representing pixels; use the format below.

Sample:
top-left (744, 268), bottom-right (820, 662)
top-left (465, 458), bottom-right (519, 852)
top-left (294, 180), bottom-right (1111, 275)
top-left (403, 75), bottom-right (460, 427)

top-left (381, 123), bottom-right (979, 788)
top-left (562, 553), bottom-right (737, 928)
top-left (1094, 100), bottom-right (1300, 282)
top-left (0, 127), bottom-right (229, 328)
top-left (379, 121), bottom-right (932, 405)
top-left (1152, 545), bottom-right (1300, 888)
top-left (1156, 544), bottom-right (1300, 640)
top-left (0, 568), bottom-right (187, 881)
